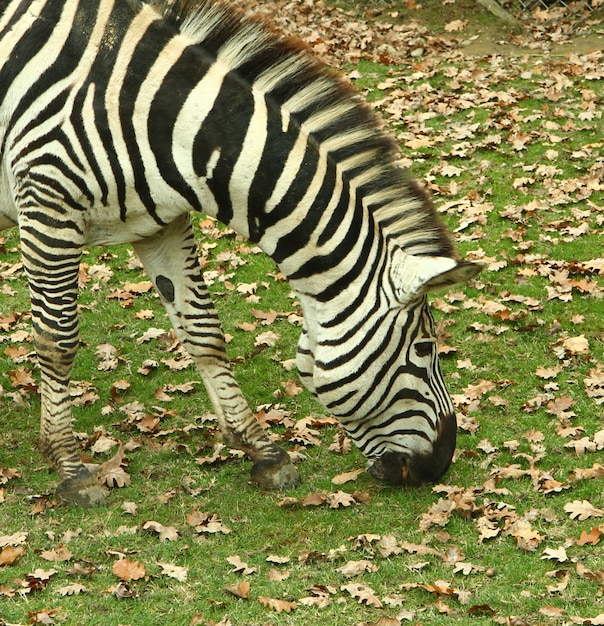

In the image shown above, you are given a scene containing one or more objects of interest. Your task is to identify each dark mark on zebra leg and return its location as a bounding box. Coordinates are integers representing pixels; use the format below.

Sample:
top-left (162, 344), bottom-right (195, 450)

top-left (156, 275), bottom-right (175, 302)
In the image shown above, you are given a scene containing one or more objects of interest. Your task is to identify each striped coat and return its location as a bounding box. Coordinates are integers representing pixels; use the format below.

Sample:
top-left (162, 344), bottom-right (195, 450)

top-left (0, 0), bottom-right (481, 505)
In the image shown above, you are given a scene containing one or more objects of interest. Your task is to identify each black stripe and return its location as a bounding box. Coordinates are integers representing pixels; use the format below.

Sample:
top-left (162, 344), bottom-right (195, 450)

top-left (148, 43), bottom-right (207, 212)
top-left (192, 71), bottom-right (255, 225)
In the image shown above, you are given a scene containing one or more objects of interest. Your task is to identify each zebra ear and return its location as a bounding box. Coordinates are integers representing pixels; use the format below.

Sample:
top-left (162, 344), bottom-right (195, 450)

top-left (391, 248), bottom-right (483, 304)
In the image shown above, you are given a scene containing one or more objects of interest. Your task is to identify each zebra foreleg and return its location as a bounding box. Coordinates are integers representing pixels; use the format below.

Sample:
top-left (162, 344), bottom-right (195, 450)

top-left (132, 215), bottom-right (300, 490)
top-left (19, 216), bottom-right (105, 507)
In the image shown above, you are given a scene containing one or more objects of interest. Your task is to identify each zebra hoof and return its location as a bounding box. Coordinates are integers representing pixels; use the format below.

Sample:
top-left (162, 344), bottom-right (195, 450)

top-left (55, 475), bottom-right (106, 507)
top-left (250, 458), bottom-right (301, 491)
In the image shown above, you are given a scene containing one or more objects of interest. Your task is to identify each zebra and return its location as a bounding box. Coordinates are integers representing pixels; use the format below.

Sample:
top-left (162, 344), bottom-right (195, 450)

top-left (0, 0), bottom-right (482, 506)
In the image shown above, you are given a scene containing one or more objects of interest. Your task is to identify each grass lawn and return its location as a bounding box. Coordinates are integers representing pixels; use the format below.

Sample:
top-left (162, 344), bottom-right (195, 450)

top-left (1, 2), bottom-right (603, 625)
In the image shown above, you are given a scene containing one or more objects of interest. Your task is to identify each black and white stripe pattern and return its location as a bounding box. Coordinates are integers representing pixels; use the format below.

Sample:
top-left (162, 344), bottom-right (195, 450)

top-left (0, 0), bottom-right (481, 503)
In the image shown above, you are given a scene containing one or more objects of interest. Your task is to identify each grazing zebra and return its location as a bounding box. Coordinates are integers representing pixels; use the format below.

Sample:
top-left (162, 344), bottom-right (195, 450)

top-left (0, 0), bottom-right (482, 506)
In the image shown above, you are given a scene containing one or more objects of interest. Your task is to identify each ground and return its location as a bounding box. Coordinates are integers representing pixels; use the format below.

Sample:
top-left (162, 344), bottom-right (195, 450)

top-left (247, 0), bottom-right (604, 62)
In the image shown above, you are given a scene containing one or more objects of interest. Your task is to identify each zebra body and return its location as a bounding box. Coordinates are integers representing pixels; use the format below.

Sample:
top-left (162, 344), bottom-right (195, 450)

top-left (0, 0), bottom-right (481, 506)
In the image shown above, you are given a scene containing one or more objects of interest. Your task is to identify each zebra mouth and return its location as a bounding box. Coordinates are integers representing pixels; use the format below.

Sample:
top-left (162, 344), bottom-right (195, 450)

top-left (368, 452), bottom-right (411, 486)
top-left (368, 447), bottom-right (450, 486)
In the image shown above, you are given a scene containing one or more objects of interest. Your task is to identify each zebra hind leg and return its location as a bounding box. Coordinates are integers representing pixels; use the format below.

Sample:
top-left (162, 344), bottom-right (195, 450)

top-left (19, 215), bottom-right (105, 507)
top-left (132, 215), bottom-right (300, 490)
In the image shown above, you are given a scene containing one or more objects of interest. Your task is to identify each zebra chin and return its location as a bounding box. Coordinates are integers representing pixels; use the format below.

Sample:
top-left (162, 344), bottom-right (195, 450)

top-left (366, 412), bottom-right (457, 486)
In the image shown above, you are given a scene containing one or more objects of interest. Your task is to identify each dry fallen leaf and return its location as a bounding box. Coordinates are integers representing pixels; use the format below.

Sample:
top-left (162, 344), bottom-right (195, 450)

top-left (39, 544), bottom-right (73, 562)
top-left (56, 582), bottom-right (87, 596)
top-left (142, 520), bottom-right (179, 542)
top-left (336, 559), bottom-right (378, 578)
top-left (341, 583), bottom-right (383, 608)
top-left (158, 561), bottom-right (188, 582)
top-left (227, 555), bottom-right (257, 575)
top-left (224, 580), bottom-right (250, 599)
top-left (331, 468), bottom-right (365, 485)
top-left (564, 499), bottom-right (604, 521)
top-left (258, 596), bottom-right (297, 613)
top-left (112, 558), bottom-right (146, 582)
top-left (0, 544), bottom-right (26, 566)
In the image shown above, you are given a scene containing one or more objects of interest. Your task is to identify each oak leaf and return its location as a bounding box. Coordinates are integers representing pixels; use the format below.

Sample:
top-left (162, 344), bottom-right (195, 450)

top-left (258, 596), bottom-right (297, 613)
top-left (331, 468), bottom-right (365, 485)
top-left (541, 547), bottom-right (568, 562)
top-left (267, 568), bottom-right (290, 582)
top-left (336, 559), bottom-right (378, 578)
top-left (112, 558), bottom-right (146, 581)
top-left (227, 555), bottom-right (257, 575)
top-left (564, 499), bottom-right (604, 521)
top-left (39, 544), bottom-right (73, 562)
top-left (224, 581), bottom-right (250, 599)
top-left (98, 443), bottom-right (130, 489)
top-left (0, 544), bottom-right (26, 566)
top-left (341, 583), bottom-right (383, 608)
top-left (142, 520), bottom-right (179, 542)
top-left (158, 562), bottom-right (188, 582)
top-left (328, 491), bottom-right (357, 509)
top-left (57, 582), bottom-right (87, 596)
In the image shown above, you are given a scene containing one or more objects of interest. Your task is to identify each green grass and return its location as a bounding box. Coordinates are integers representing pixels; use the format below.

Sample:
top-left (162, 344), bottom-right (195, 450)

top-left (1, 42), bottom-right (604, 626)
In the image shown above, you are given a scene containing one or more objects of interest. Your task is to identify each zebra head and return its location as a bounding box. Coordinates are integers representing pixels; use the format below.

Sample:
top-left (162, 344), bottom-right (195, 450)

top-left (296, 249), bottom-right (482, 487)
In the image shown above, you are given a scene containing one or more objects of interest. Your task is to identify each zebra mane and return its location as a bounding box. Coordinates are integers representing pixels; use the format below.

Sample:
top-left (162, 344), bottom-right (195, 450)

top-left (149, 0), bottom-right (456, 258)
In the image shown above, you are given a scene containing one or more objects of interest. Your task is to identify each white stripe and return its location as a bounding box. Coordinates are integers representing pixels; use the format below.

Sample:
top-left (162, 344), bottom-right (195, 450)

top-left (131, 33), bottom-right (188, 205)
top-left (264, 130), bottom-right (307, 214)
top-left (172, 59), bottom-right (231, 216)
top-left (2, 0), bottom-right (75, 121)
top-left (104, 4), bottom-right (160, 201)
top-left (228, 88), bottom-right (268, 238)
top-left (0, 0), bottom-right (50, 74)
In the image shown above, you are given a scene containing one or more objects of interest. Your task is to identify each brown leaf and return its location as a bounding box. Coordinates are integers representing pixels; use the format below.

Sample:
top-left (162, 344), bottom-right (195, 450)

top-left (142, 520), bottom-right (179, 542)
top-left (258, 596), bottom-right (297, 613)
top-left (444, 19), bottom-right (467, 32)
top-left (224, 580), bottom-right (250, 599)
top-left (298, 585), bottom-right (334, 608)
top-left (555, 335), bottom-right (590, 357)
top-left (0, 531), bottom-right (27, 547)
top-left (112, 558), bottom-right (146, 582)
top-left (97, 443), bottom-right (130, 489)
top-left (280, 380), bottom-right (303, 397)
top-left (575, 527), bottom-right (603, 546)
top-left (545, 569), bottom-right (570, 594)
top-left (227, 555), bottom-right (257, 575)
top-left (341, 583), bottom-right (383, 608)
top-left (158, 562), bottom-right (188, 582)
top-left (362, 617), bottom-right (401, 626)
top-left (39, 544), bottom-right (73, 562)
top-left (331, 468), bottom-right (365, 485)
top-left (541, 547), bottom-right (568, 563)
top-left (266, 554), bottom-right (290, 565)
top-left (24, 608), bottom-right (61, 624)
top-left (56, 582), bottom-right (87, 596)
top-left (302, 490), bottom-right (327, 507)
top-left (564, 499), bottom-right (604, 521)
top-left (510, 520), bottom-right (544, 552)
top-left (0, 544), bottom-right (26, 566)
top-left (535, 366), bottom-right (562, 379)
top-left (328, 491), bottom-right (357, 509)
top-left (267, 568), bottom-right (290, 582)
top-left (254, 330), bottom-right (280, 347)
top-left (8, 367), bottom-right (38, 391)
top-left (186, 510), bottom-right (232, 534)
top-left (336, 559), bottom-right (378, 578)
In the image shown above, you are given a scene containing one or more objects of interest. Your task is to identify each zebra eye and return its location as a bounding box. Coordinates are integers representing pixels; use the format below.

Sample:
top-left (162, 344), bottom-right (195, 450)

top-left (414, 341), bottom-right (434, 358)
